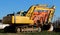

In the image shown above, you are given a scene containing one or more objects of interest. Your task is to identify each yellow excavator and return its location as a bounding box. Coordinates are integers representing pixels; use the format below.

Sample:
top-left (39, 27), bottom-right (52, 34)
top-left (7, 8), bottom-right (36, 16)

top-left (2, 4), bottom-right (55, 32)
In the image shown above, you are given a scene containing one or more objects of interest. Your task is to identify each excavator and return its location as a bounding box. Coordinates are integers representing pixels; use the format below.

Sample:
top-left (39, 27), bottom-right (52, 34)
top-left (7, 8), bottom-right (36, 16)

top-left (2, 4), bottom-right (55, 32)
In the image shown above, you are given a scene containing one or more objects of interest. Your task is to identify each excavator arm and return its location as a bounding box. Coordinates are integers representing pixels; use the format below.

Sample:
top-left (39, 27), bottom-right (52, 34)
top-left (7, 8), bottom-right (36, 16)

top-left (47, 6), bottom-right (55, 23)
top-left (26, 5), bottom-right (55, 24)
top-left (26, 6), bottom-right (36, 18)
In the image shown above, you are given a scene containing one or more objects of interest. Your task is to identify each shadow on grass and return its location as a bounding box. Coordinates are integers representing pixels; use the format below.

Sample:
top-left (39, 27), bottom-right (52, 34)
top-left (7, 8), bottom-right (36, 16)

top-left (0, 27), bottom-right (60, 35)
top-left (0, 29), bottom-right (16, 33)
top-left (0, 29), bottom-right (4, 33)
top-left (0, 29), bottom-right (60, 35)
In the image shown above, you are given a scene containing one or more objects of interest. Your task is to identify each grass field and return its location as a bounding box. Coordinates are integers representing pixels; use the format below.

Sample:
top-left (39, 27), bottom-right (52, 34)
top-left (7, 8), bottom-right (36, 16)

top-left (0, 32), bottom-right (60, 35)
top-left (0, 30), bottom-right (60, 35)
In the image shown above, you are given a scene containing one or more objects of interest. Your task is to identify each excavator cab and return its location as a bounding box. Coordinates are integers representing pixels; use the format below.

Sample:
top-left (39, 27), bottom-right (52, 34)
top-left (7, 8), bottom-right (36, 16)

top-left (17, 11), bottom-right (27, 16)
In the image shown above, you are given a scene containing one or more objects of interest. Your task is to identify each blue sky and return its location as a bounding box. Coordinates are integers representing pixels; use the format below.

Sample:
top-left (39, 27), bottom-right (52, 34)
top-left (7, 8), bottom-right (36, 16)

top-left (0, 0), bottom-right (60, 20)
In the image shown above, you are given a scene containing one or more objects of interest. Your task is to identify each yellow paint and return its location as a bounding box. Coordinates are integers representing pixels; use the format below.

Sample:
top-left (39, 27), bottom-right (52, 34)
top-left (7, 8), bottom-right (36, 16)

top-left (12, 16), bottom-right (34, 25)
